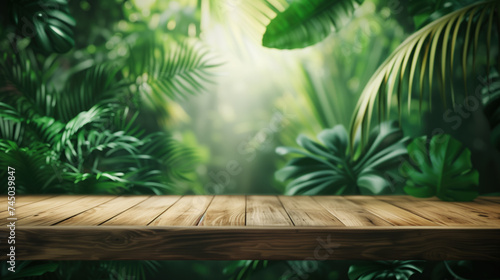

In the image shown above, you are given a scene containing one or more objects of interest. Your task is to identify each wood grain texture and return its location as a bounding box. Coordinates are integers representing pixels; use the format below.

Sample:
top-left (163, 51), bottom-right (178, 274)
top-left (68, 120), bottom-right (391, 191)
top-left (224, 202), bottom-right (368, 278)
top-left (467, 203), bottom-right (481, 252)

top-left (345, 196), bottom-right (438, 226)
top-left (0, 195), bottom-right (57, 213)
top-left (2, 226), bottom-right (499, 261)
top-left (0, 195), bottom-right (87, 225)
top-left (479, 197), bottom-right (500, 204)
top-left (103, 196), bottom-right (181, 226)
top-left (278, 196), bottom-right (344, 226)
top-left (149, 195), bottom-right (213, 226)
top-left (313, 196), bottom-right (392, 226)
top-left (57, 196), bottom-right (150, 226)
top-left (246, 196), bottom-right (293, 226)
top-left (199, 195), bottom-right (245, 226)
top-left (18, 196), bottom-right (117, 226)
top-left (0, 195), bottom-right (499, 261)
top-left (380, 196), bottom-right (500, 226)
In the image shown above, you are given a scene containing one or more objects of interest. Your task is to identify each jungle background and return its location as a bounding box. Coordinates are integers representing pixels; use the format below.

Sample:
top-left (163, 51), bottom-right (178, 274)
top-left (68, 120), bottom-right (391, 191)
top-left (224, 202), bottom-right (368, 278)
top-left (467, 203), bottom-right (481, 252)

top-left (1, 0), bottom-right (500, 279)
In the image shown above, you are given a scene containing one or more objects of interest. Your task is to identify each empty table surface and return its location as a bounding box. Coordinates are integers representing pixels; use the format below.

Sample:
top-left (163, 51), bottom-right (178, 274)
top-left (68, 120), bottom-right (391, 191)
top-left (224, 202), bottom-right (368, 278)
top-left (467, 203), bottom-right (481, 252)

top-left (0, 195), bottom-right (499, 260)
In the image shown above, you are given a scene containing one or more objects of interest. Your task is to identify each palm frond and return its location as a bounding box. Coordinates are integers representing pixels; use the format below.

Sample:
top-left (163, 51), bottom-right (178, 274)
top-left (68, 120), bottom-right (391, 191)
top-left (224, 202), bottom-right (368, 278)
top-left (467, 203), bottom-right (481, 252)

top-left (224, 260), bottom-right (270, 280)
top-left (56, 64), bottom-right (128, 122)
top-left (349, 0), bottom-right (499, 147)
top-left (0, 140), bottom-right (60, 193)
top-left (1, 51), bottom-right (59, 118)
top-left (139, 132), bottom-right (200, 182)
top-left (0, 118), bottom-right (24, 143)
top-left (262, 0), bottom-right (363, 49)
top-left (126, 36), bottom-right (220, 107)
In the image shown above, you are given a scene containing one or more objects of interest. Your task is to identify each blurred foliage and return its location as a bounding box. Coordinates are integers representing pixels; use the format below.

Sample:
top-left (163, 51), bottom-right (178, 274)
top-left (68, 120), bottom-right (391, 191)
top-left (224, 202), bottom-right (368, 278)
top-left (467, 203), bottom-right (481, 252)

top-left (348, 261), bottom-right (424, 280)
top-left (1, 261), bottom-right (58, 280)
top-left (401, 134), bottom-right (479, 201)
top-left (262, 0), bottom-right (364, 49)
top-left (1, 0), bottom-right (499, 279)
top-left (482, 71), bottom-right (500, 151)
top-left (5, 0), bottom-right (76, 54)
top-left (350, 0), bottom-right (500, 145)
top-left (276, 121), bottom-right (409, 195)
top-left (0, 49), bottom-right (204, 194)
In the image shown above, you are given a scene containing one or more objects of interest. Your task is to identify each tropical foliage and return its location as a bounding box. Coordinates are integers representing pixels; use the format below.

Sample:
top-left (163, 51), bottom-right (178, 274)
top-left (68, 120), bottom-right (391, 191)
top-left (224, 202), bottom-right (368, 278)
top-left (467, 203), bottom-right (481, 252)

top-left (6, 0), bottom-right (76, 53)
top-left (349, 0), bottom-right (500, 143)
top-left (401, 134), bottom-right (479, 201)
top-left (276, 121), bottom-right (408, 195)
top-left (262, 0), bottom-right (364, 49)
top-left (1, 0), bottom-right (499, 279)
top-left (348, 261), bottom-right (424, 280)
top-left (0, 46), bottom-right (206, 194)
top-left (482, 71), bottom-right (500, 150)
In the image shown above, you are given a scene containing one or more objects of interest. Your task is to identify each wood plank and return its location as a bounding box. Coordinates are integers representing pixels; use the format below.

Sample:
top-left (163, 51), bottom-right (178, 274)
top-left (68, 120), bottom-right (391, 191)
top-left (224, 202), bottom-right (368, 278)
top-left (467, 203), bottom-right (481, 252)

top-left (479, 197), bottom-right (500, 204)
top-left (448, 200), bottom-right (500, 225)
top-left (0, 195), bottom-right (57, 213)
top-left (246, 196), bottom-right (293, 226)
top-left (57, 196), bottom-right (150, 226)
top-left (0, 195), bottom-right (87, 224)
top-left (199, 195), bottom-right (245, 226)
top-left (17, 196), bottom-right (117, 226)
top-left (345, 196), bottom-right (438, 226)
top-left (278, 196), bottom-right (344, 226)
top-left (149, 195), bottom-right (213, 226)
top-left (3, 226), bottom-right (499, 261)
top-left (313, 196), bottom-right (393, 226)
top-left (103, 196), bottom-right (181, 226)
top-left (380, 196), bottom-right (499, 226)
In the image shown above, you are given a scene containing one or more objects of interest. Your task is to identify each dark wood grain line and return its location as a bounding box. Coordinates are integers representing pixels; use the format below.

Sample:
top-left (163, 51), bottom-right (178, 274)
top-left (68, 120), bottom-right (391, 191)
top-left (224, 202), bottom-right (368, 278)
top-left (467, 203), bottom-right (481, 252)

top-left (97, 196), bottom-right (151, 225)
top-left (198, 195), bottom-right (245, 226)
top-left (103, 196), bottom-right (181, 226)
top-left (380, 196), bottom-right (498, 226)
top-left (313, 196), bottom-right (393, 226)
top-left (246, 196), bottom-right (293, 226)
top-left (278, 196), bottom-right (344, 226)
top-left (344, 196), bottom-right (438, 226)
top-left (277, 195), bottom-right (295, 226)
top-left (0, 195), bottom-right (58, 213)
top-left (478, 197), bottom-right (500, 204)
top-left (149, 196), bottom-right (214, 226)
top-left (0, 196), bottom-right (88, 225)
top-left (2, 226), bottom-right (498, 261)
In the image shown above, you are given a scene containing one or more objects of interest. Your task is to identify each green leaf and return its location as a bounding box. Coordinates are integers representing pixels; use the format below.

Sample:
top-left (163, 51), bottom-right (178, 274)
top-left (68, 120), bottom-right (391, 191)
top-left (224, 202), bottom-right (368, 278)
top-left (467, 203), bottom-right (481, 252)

top-left (126, 36), bottom-right (221, 105)
top-left (262, 0), bottom-right (363, 49)
top-left (2, 262), bottom-right (58, 280)
top-left (348, 261), bottom-right (424, 280)
top-left (275, 121), bottom-right (409, 195)
top-left (349, 0), bottom-right (499, 147)
top-left (224, 260), bottom-right (270, 280)
top-left (401, 134), bottom-right (479, 201)
top-left (10, 0), bottom-right (75, 54)
top-left (481, 71), bottom-right (500, 150)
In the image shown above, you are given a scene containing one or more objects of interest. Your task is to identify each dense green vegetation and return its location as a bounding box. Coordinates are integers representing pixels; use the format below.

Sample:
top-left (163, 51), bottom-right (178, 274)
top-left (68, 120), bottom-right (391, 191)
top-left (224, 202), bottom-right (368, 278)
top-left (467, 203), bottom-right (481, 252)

top-left (1, 0), bottom-right (499, 279)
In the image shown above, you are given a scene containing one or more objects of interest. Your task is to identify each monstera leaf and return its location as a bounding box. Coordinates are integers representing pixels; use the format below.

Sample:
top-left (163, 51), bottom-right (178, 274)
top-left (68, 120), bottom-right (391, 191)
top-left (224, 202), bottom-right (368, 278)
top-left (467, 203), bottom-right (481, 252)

top-left (401, 134), bottom-right (479, 201)
top-left (482, 72), bottom-right (500, 151)
top-left (262, 0), bottom-right (363, 49)
top-left (10, 0), bottom-right (75, 53)
top-left (348, 261), bottom-right (424, 280)
top-left (276, 121), bottom-right (409, 195)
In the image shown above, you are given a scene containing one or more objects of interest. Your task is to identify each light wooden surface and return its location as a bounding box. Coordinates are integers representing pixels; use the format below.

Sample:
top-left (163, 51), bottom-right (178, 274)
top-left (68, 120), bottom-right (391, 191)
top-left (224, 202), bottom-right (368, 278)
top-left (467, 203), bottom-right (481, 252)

top-left (0, 195), bottom-right (499, 260)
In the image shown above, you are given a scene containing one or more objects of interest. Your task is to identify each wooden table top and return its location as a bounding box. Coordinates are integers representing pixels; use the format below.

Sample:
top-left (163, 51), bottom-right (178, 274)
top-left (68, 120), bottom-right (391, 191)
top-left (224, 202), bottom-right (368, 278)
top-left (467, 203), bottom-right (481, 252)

top-left (1, 195), bottom-right (499, 260)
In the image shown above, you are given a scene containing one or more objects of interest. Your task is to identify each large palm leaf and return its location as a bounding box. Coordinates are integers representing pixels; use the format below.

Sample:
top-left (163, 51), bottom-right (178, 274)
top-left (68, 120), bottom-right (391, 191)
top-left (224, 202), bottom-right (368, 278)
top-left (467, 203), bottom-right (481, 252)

top-left (262, 0), bottom-right (364, 49)
top-left (349, 0), bottom-right (499, 146)
top-left (126, 36), bottom-right (220, 106)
